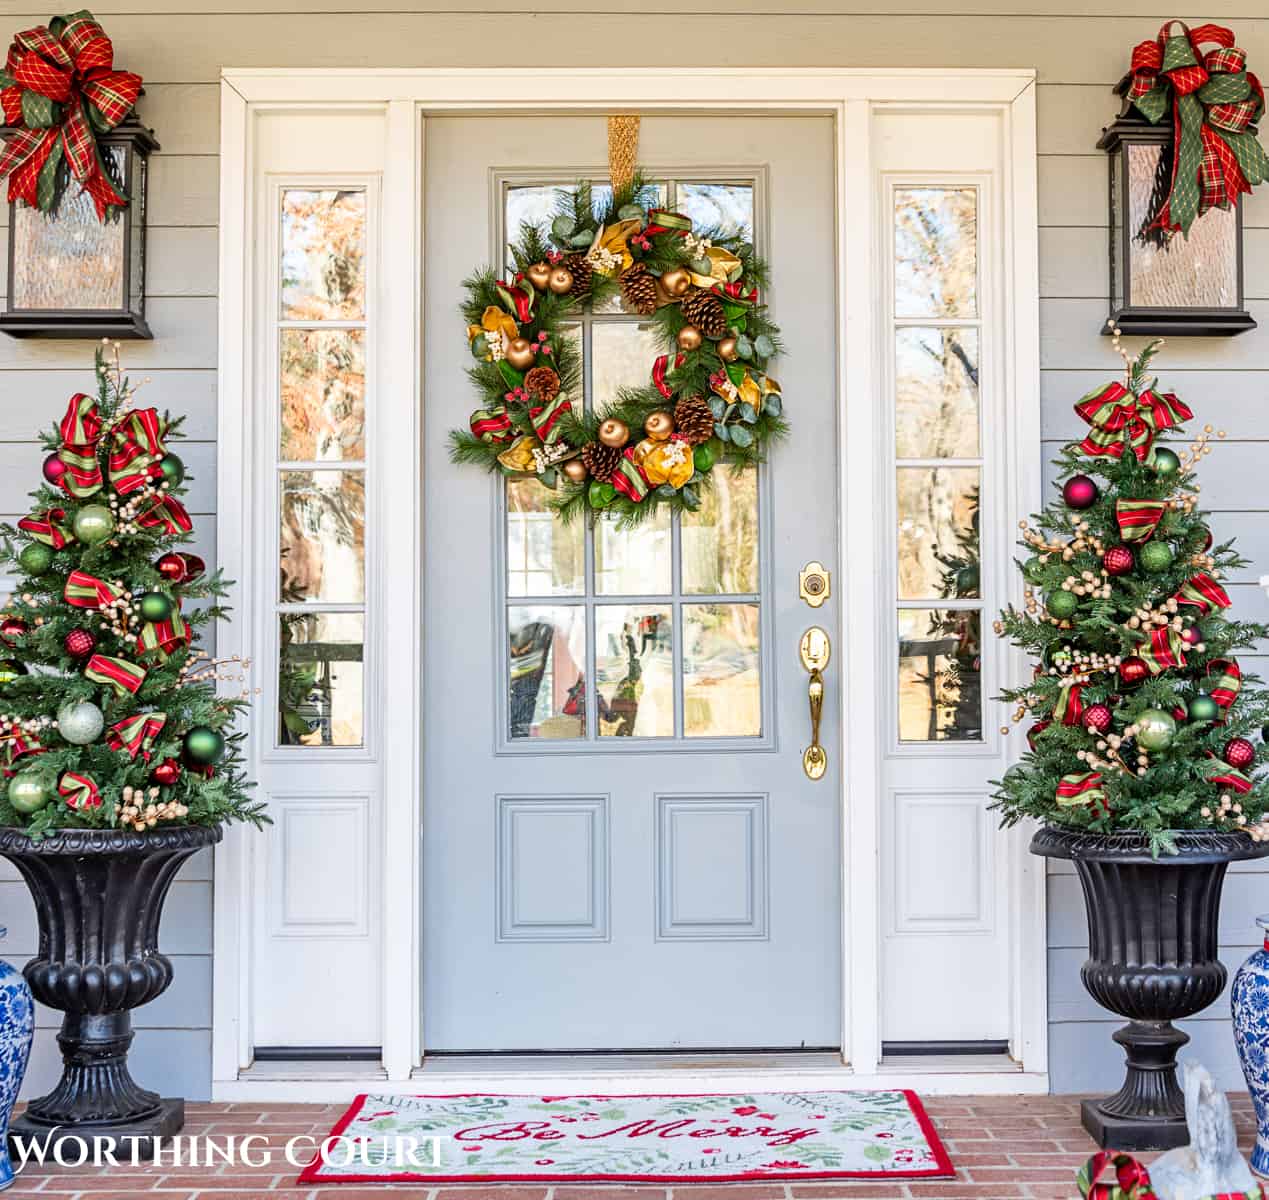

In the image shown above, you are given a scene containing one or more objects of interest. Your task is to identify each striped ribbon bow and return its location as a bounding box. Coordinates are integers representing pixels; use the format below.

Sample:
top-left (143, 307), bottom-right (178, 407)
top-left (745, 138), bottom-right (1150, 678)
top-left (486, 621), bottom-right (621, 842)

top-left (1136, 625), bottom-right (1188, 675)
top-left (107, 711), bottom-right (165, 760)
top-left (528, 393), bottom-right (571, 444)
top-left (1207, 657), bottom-right (1242, 717)
top-left (1057, 772), bottom-right (1109, 817)
top-left (652, 352), bottom-right (686, 400)
top-left (1053, 679), bottom-right (1085, 726)
top-left (1077, 1152), bottom-right (1156, 1199)
top-left (495, 278), bottom-right (535, 325)
top-left (1115, 499), bottom-right (1168, 543)
top-left (1075, 382), bottom-right (1193, 463)
top-left (1026, 720), bottom-right (1051, 752)
top-left (1173, 571), bottom-right (1231, 614)
top-left (56, 392), bottom-right (104, 498)
top-left (2, 731), bottom-right (46, 777)
top-left (135, 493), bottom-right (191, 535)
top-left (17, 506), bottom-right (73, 549)
top-left (0, 12), bottom-right (141, 219)
top-left (610, 446), bottom-right (650, 504)
top-left (469, 404), bottom-right (514, 444)
top-left (84, 652), bottom-right (145, 696)
top-left (63, 568), bottom-right (120, 609)
top-left (58, 770), bottom-right (101, 810)
top-left (1125, 21), bottom-right (1267, 235)
top-left (136, 610), bottom-right (189, 662)
top-left (108, 407), bottom-right (168, 493)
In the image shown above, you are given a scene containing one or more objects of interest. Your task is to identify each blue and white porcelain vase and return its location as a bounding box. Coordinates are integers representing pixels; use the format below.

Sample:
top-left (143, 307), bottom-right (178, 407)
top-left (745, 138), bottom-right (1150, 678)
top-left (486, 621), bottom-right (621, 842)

top-left (0, 927), bottom-right (35, 1190)
top-left (1233, 915), bottom-right (1269, 1178)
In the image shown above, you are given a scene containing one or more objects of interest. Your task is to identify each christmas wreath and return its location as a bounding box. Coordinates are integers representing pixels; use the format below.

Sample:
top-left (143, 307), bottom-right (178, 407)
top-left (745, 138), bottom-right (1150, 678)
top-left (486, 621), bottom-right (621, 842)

top-left (448, 171), bottom-right (786, 526)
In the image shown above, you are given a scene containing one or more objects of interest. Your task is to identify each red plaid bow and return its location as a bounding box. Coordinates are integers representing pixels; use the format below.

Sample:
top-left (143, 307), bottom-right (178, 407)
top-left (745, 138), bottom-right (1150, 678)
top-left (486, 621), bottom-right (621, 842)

top-left (1077, 1151), bottom-right (1156, 1199)
top-left (0, 11), bottom-right (142, 219)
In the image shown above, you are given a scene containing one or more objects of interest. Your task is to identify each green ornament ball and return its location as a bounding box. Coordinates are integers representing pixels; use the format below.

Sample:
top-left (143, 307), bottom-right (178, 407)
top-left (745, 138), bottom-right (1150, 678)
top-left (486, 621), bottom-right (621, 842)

top-left (72, 504), bottom-right (115, 545)
top-left (183, 725), bottom-right (226, 766)
top-left (17, 542), bottom-right (53, 575)
top-left (955, 564), bottom-right (980, 596)
top-left (158, 454), bottom-right (185, 487)
top-left (1023, 558), bottom-right (1048, 584)
top-left (692, 443), bottom-right (716, 473)
top-left (1138, 541), bottom-right (1174, 574)
top-left (56, 699), bottom-right (104, 745)
top-left (1151, 447), bottom-right (1182, 476)
top-left (1188, 694), bottom-right (1220, 723)
top-left (1046, 589), bottom-right (1079, 619)
top-left (588, 480), bottom-right (616, 509)
top-left (8, 772), bottom-right (50, 815)
top-left (1136, 707), bottom-right (1177, 752)
top-left (138, 591), bottom-right (175, 623)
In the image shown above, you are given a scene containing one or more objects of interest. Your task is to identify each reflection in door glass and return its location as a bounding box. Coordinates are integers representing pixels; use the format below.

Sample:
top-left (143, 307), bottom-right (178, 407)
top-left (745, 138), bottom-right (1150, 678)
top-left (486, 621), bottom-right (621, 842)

top-left (280, 470), bottom-right (366, 604)
top-left (679, 183), bottom-right (754, 240)
top-left (592, 321), bottom-right (664, 410)
top-left (507, 479), bottom-right (583, 597)
top-left (893, 187), bottom-right (977, 319)
top-left (508, 606), bottom-right (586, 740)
top-left (894, 327), bottom-right (979, 459)
top-left (281, 189), bottom-right (366, 321)
top-left (682, 466), bottom-right (759, 595)
top-left (596, 605), bottom-right (673, 738)
top-left (278, 612), bottom-right (365, 746)
top-left (280, 328), bottom-right (367, 462)
top-left (897, 609), bottom-right (982, 742)
top-left (896, 467), bottom-right (980, 601)
top-left (595, 508), bottom-right (671, 596)
top-left (684, 603), bottom-right (761, 737)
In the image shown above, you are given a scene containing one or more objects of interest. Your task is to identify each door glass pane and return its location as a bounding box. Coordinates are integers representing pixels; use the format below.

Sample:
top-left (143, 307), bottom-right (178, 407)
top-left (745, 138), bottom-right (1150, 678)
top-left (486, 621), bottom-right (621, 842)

top-left (897, 609), bottom-right (982, 742)
top-left (280, 470), bottom-right (366, 604)
top-left (894, 187), bottom-right (978, 319)
top-left (280, 328), bottom-right (366, 462)
top-left (281, 189), bottom-right (366, 321)
top-left (508, 605), bottom-right (586, 740)
top-left (596, 605), bottom-right (673, 738)
top-left (684, 603), bottom-right (761, 737)
top-left (679, 183), bottom-right (754, 240)
top-left (682, 466), bottom-right (759, 594)
top-left (897, 467), bottom-right (980, 601)
top-left (595, 509), bottom-right (671, 596)
top-left (895, 327), bottom-right (980, 459)
top-left (507, 479), bottom-right (583, 597)
top-left (592, 322), bottom-right (663, 409)
top-left (278, 611), bottom-right (364, 746)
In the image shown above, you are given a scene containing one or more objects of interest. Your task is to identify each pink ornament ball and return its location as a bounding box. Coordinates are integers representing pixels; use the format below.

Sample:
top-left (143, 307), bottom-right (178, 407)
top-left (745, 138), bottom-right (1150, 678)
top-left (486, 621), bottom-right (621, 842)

top-left (42, 453), bottom-right (67, 487)
top-left (1063, 474), bottom-right (1099, 510)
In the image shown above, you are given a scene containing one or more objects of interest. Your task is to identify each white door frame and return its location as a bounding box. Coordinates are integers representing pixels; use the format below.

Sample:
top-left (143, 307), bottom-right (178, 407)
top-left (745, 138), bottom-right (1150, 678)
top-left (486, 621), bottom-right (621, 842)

top-left (214, 67), bottom-right (1045, 1097)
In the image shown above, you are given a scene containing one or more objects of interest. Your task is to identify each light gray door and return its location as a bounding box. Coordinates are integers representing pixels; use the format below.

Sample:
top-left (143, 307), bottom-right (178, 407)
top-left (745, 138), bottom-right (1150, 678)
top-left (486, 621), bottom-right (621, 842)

top-left (423, 115), bottom-right (840, 1051)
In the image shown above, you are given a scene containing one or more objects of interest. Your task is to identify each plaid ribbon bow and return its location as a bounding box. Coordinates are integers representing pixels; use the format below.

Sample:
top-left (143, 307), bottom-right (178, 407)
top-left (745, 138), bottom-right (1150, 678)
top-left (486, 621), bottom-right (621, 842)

top-left (1, 731), bottom-right (46, 778)
top-left (1057, 772), bottom-right (1110, 817)
top-left (108, 407), bottom-right (168, 494)
top-left (135, 492), bottom-right (192, 534)
top-left (106, 711), bottom-right (165, 760)
top-left (1207, 657), bottom-right (1242, 718)
top-left (1124, 21), bottom-right (1268, 235)
top-left (1077, 1152), bottom-right (1155, 1199)
top-left (0, 10), bottom-right (142, 219)
top-left (610, 446), bottom-right (651, 504)
top-left (1208, 753), bottom-right (1254, 796)
top-left (55, 392), bottom-right (104, 497)
top-left (1053, 679), bottom-right (1085, 726)
top-left (58, 769), bottom-right (101, 810)
top-left (1075, 382), bottom-right (1193, 463)
top-left (17, 506), bottom-right (73, 548)
top-left (1115, 499), bottom-right (1169, 543)
top-left (1173, 571), bottom-right (1231, 614)
top-left (63, 568), bottom-right (120, 609)
top-left (136, 609), bottom-right (189, 662)
top-left (84, 651), bottom-right (145, 696)
top-left (1135, 625), bottom-right (1188, 675)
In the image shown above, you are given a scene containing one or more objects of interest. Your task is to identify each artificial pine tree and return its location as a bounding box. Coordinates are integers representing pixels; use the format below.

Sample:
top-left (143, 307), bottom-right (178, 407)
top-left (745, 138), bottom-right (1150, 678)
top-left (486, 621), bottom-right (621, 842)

top-left (0, 349), bottom-right (264, 837)
top-left (994, 333), bottom-right (1269, 855)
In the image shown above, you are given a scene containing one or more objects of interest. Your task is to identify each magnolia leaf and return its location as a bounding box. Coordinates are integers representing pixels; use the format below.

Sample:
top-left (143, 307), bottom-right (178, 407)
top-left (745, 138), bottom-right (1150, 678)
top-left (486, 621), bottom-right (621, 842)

top-left (617, 204), bottom-right (645, 222)
top-left (569, 229), bottom-right (595, 248)
top-left (691, 257), bottom-right (712, 274)
top-left (551, 214), bottom-right (575, 240)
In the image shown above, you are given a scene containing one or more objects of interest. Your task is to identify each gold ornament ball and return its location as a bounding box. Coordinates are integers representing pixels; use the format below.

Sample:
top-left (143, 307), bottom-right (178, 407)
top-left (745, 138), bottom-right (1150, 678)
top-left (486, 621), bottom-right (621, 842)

top-left (677, 325), bottom-right (703, 352)
top-left (644, 411), bottom-right (674, 442)
top-left (717, 336), bottom-right (739, 362)
top-left (598, 418), bottom-right (630, 448)
top-left (526, 262), bottom-right (553, 290)
top-left (505, 337), bottom-right (536, 370)
top-left (548, 267), bottom-right (574, 295)
top-left (561, 459), bottom-right (588, 484)
top-left (661, 267), bottom-right (691, 297)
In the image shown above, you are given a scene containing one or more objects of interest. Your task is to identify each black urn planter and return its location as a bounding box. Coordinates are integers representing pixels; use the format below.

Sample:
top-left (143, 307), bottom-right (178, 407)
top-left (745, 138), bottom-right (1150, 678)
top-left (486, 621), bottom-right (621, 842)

top-left (0, 825), bottom-right (221, 1156)
top-left (1033, 826), bottom-right (1269, 1151)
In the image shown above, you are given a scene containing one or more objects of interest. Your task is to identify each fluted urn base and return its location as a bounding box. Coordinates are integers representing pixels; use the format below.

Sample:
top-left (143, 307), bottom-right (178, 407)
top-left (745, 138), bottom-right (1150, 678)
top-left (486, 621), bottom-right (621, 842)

top-left (0, 826), bottom-right (220, 1158)
top-left (1033, 826), bottom-right (1269, 1151)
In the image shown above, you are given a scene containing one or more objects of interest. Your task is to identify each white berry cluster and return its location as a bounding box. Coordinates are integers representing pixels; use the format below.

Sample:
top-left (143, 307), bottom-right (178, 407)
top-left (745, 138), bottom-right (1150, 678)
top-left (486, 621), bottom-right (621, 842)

top-left (117, 784), bottom-right (188, 831)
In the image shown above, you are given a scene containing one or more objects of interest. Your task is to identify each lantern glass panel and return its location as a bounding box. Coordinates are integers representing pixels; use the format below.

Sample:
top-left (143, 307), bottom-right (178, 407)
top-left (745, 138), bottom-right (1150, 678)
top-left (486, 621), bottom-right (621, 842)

top-left (1109, 150), bottom-right (1124, 314)
top-left (1124, 141), bottom-right (1238, 309)
top-left (10, 145), bottom-right (129, 311)
top-left (128, 150), bottom-right (146, 316)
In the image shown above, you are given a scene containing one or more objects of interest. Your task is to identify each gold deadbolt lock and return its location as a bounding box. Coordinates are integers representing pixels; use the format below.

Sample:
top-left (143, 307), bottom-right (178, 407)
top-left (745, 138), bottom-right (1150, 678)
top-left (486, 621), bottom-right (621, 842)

top-left (799, 561), bottom-right (831, 608)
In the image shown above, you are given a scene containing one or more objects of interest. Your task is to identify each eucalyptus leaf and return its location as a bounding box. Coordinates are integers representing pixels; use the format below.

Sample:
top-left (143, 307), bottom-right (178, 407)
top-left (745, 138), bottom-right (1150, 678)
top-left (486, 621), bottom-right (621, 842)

top-left (735, 335), bottom-right (754, 359)
top-left (754, 334), bottom-right (775, 358)
top-left (715, 423), bottom-right (731, 443)
top-left (551, 214), bottom-right (575, 240)
top-left (540, 468), bottom-right (558, 490)
top-left (729, 424), bottom-right (754, 448)
top-left (469, 337), bottom-right (489, 360)
top-left (656, 484), bottom-right (677, 499)
top-left (739, 403), bottom-right (758, 424)
top-left (617, 204), bottom-right (645, 222)
top-left (724, 402), bottom-right (737, 420)
top-left (681, 485), bottom-right (700, 511)
top-left (569, 229), bottom-right (595, 248)
top-left (763, 394), bottom-right (783, 416)
top-left (707, 396), bottom-right (727, 419)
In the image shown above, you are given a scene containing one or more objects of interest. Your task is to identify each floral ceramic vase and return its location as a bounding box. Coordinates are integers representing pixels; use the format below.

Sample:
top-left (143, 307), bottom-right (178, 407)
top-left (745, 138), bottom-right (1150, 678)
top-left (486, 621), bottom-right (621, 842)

top-left (0, 926), bottom-right (35, 1190)
top-left (1234, 915), bottom-right (1269, 1178)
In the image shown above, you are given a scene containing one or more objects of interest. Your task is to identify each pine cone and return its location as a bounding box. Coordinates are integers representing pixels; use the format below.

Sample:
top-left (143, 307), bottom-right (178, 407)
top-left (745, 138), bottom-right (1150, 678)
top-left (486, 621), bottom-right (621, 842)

top-left (674, 395), bottom-right (716, 446)
top-left (563, 253), bottom-right (593, 297)
top-left (581, 441), bottom-right (623, 482)
top-left (619, 263), bottom-right (658, 316)
top-left (525, 366), bottom-right (561, 403)
top-left (680, 286), bottom-right (727, 338)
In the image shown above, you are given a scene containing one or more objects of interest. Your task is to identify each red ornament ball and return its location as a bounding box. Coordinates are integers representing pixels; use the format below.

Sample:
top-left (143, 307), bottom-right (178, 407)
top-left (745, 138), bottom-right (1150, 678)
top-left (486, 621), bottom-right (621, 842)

top-left (1063, 474), bottom-right (1099, 510)
top-left (1083, 704), bottom-right (1113, 734)
top-left (63, 628), bottom-right (95, 658)
top-left (1203, 529), bottom-right (1214, 552)
top-left (0, 618), bottom-right (26, 646)
top-left (156, 552), bottom-right (206, 584)
top-left (1118, 656), bottom-right (1149, 687)
top-left (1103, 545), bottom-right (1134, 577)
top-left (1225, 737), bottom-right (1256, 770)
top-left (151, 758), bottom-right (182, 787)
top-left (42, 453), bottom-right (67, 487)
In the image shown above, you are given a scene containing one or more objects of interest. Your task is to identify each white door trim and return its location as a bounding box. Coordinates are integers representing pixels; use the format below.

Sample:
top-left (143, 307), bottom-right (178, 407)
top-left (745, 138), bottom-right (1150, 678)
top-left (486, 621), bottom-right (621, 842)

top-left (214, 66), bottom-right (1044, 1096)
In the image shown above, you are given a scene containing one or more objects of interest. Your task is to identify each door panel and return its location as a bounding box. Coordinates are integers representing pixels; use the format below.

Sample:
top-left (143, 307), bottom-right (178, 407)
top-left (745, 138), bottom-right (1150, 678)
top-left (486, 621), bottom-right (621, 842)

top-left (422, 115), bottom-right (840, 1050)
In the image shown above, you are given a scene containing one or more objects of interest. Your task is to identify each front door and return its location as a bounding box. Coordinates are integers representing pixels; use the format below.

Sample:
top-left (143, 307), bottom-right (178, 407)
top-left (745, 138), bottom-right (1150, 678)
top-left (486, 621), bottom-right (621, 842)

top-left (422, 115), bottom-right (841, 1051)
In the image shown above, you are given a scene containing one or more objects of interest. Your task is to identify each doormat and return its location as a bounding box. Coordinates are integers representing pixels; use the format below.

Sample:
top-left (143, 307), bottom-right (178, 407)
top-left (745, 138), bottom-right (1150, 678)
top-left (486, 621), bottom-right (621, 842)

top-left (297, 1090), bottom-right (954, 1184)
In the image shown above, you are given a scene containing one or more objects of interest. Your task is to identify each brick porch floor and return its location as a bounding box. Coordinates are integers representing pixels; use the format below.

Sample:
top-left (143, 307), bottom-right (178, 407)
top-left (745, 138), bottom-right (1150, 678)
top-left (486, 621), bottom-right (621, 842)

top-left (3, 1094), bottom-right (1259, 1200)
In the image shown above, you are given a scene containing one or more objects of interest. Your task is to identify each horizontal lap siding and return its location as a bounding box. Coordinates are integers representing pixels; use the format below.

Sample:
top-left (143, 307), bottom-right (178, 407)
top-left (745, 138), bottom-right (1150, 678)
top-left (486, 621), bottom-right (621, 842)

top-left (0, 2), bottom-right (1264, 1100)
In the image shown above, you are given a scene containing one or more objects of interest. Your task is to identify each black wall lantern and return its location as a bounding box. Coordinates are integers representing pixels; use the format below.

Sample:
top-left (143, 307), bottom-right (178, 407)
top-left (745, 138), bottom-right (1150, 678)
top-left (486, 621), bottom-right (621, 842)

top-left (0, 113), bottom-right (158, 340)
top-left (1099, 87), bottom-right (1255, 337)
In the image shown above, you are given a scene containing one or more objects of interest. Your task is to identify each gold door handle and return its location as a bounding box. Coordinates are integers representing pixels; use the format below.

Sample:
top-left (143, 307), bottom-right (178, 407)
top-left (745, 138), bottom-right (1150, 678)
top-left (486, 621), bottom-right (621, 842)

top-left (799, 627), bottom-right (830, 780)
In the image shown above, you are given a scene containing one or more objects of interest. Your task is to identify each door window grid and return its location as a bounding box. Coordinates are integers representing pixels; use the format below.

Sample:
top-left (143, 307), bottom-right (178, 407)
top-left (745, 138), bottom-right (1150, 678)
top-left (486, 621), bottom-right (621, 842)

top-left (890, 184), bottom-right (985, 744)
top-left (273, 186), bottom-right (369, 749)
top-left (501, 178), bottom-right (765, 746)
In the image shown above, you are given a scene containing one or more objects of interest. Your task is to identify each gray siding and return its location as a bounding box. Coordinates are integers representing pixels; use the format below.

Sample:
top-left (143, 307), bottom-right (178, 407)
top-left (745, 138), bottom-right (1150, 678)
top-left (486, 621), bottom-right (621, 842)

top-left (0, 1), bottom-right (1266, 1099)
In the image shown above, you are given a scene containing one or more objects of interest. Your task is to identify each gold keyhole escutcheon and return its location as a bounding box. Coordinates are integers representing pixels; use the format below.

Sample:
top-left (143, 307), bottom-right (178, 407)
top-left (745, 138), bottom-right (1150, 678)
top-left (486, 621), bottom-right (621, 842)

top-left (799, 561), bottom-right (831, 608)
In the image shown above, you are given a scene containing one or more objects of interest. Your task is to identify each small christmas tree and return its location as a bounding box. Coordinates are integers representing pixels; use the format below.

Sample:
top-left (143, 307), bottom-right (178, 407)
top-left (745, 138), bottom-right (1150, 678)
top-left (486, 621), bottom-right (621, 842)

top-left (994, 332), bottom-right (1269, 855)
top-left (0, 348), bottom-right (264, 837)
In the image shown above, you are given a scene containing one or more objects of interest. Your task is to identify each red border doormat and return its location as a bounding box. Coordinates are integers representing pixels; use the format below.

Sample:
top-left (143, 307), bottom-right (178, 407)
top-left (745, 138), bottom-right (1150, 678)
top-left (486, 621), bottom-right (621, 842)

top-left (298, 1090), bottom-right (955, 1184)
